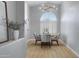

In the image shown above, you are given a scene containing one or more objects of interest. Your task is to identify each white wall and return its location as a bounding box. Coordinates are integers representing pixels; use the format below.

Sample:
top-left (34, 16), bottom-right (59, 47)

top-left (7, 1), bottom-right (17, 40)
top-left (29, 6), bottom-right (42, 39)
top-left (61, 1), bottom-right (79, 56)
top-left (16, 1), bottom-right (24, 24)
top-left (16, 1), bottom-right (24, 38)
top-left (7, 1), bottom-right (24, 39)
top-left (29, 4), bottom-right (61, 39)
top-left (25, 2), bottom-right (30, 41)
top-left (7, 1), bottom-right (16, 23)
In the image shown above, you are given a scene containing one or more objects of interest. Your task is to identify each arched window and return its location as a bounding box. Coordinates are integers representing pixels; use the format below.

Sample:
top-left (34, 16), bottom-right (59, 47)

top-left (40, 12), bottom-right (57, 34)
top-left (40, 12), bottom-right (57, 22)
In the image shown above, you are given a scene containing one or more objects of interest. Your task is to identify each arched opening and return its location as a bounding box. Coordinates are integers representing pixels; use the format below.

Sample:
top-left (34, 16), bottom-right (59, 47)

top-left (40, 12), bottom-right (57, 34)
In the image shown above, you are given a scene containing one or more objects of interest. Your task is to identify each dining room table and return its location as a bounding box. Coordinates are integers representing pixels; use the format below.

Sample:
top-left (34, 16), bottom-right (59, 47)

top-left (40, 33), bottom-right (59, 47)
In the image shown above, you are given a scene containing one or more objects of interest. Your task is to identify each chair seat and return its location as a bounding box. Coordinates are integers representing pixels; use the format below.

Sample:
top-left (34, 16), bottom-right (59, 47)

top-left (50, 35), bottom-right (59, 46)
top-left (51, 36), bottom-right (57, 40)
top-left (33, 33), bottom-right (41, 44)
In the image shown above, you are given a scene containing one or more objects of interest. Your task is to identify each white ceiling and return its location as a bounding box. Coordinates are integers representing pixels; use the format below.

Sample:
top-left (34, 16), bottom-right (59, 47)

top-left (25, 1), bottom-right (63, 7)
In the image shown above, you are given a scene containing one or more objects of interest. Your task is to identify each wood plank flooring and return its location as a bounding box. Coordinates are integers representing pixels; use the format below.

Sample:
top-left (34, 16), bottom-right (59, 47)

top-left (26, 39), bottom-right (77, 58)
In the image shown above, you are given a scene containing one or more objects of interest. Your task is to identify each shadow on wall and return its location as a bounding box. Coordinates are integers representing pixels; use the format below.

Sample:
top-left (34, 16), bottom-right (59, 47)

top-left (61, 33), bottom-right (67, 44)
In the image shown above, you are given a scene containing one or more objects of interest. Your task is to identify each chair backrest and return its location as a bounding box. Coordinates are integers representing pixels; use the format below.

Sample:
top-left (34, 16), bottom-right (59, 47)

top-left (55, 33), bottom-right (60, 39)
top-left (41, 33), bottom-right (51, 42)
top-left (33, 33), bottom-right (41, 40)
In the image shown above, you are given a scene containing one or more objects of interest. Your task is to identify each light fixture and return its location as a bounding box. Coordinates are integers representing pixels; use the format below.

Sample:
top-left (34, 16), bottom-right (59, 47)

top-left (39, 2), bottom-right (57, 12)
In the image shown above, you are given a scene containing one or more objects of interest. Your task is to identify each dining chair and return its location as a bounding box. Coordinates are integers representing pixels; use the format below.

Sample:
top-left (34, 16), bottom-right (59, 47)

top-left (33, 33), bottom-right (41, 45)
top-left (41, 33), bottom-right (51, 48)
top-left (51, 33), bottom-right (60, 46)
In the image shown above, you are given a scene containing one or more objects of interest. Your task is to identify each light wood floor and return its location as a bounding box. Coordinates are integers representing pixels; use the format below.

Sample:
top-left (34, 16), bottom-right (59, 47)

top-left (26, 39), bottom-right (77, 58)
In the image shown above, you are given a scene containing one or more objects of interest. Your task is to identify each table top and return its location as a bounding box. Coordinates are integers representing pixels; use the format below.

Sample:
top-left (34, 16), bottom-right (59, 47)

top-left (40, 33), bottom-right (59, 42)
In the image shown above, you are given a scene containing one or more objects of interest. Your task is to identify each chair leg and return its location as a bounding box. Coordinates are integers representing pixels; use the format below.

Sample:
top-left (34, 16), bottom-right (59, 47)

top-left (41, 42), bottom-right (43, 48)
top-left (51, 41), bottom-right (52, 45)
top-left (35, 40), bottom-right (37, 45)
top-left (49, 42), bottom-right (51, 48)
top-left (56, 40), bottom-right (59, 46)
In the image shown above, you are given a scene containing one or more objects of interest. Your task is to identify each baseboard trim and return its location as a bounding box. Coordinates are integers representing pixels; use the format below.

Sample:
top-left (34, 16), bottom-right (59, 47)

top-left (66, 45), bottom-right (79, 58)
top-left (60, 39), bottom-right (79, 58)
top-left (26, 39), bottom-right (34, 43)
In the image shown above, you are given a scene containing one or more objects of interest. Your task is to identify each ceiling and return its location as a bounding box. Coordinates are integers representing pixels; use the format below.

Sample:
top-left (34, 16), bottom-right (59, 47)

top-left (25, 1), bottom-right (63, 7)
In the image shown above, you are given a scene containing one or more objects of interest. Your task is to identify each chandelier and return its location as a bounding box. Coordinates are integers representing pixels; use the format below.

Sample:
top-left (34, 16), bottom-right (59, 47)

top-left (39, 2), bottom-right (57, 12)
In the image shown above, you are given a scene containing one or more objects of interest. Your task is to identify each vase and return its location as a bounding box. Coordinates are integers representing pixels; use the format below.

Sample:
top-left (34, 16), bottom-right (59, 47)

top-left (14, 30), bottom-right (19, 40)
